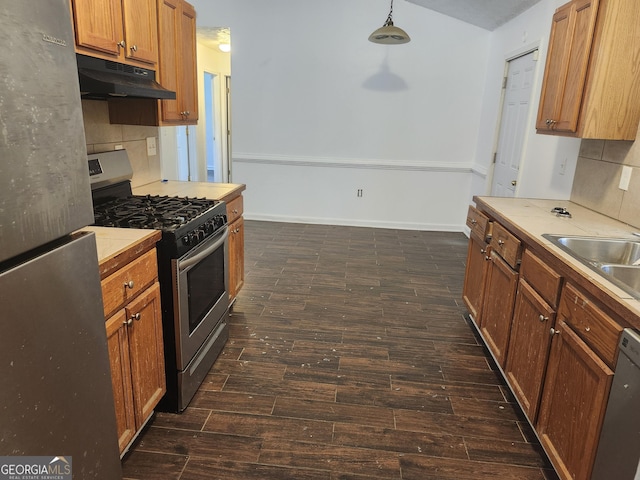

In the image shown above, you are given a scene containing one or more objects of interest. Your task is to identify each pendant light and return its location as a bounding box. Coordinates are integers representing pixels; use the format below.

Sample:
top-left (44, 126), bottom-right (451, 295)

top-left (368, 0), bottom-right (410, 45)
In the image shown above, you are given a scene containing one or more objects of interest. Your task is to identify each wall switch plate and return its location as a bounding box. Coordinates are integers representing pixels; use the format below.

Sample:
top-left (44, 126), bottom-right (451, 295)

top-left (619, 165), bottom-right (632, 191)
top-left (114, 144), bottom-right (123, 150)
top-left (146, 137), bottom-right (157, 156)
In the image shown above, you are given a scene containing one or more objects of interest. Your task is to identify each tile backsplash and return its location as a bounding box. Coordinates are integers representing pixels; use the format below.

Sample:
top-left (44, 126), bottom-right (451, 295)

top-left (571, 130), bottom-right (640, 229)
top-left (82, 99), bottom-right (160, 188)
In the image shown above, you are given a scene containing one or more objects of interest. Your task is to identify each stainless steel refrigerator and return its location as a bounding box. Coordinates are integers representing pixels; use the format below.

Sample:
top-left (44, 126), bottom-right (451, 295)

top-left (0, 1), bottom-right (122, 478)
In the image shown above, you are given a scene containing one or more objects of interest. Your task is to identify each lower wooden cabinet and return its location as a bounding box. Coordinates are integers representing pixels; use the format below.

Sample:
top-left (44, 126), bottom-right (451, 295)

top-left (462, 233), bottom-right (490, 324)
top-left (479, 251), bottom-right (518, 367)
top-left (101, 245), bottom-right (166, 455)
top-left (226, 194), bottom-right (245, 302)
top-left (536, 319), bottom-right (613, 480)
top-left (505, 279), bottom-right (556, 422)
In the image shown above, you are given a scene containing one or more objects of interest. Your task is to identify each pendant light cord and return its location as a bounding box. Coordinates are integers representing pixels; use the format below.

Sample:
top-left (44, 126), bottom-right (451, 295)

top-left (384, 0), bottom-right (395, 26)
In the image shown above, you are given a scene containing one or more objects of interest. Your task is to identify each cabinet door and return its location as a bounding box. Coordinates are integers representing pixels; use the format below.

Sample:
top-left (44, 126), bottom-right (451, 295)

top-left (105, 309), bottom-right (136, 453)
top-left (122, 0), bottom-right (159, 65)
top-left (504, 279), bottom-right (555, 423)
top-left (229, 216), bottom-right (245, 302)
top-left (536, 320), bottom-right (613, 480)
top-left (479, 252), bottom-right (518, 367)
top-left (536, 0), bottom-right (599, 133)
top-left (72, 0), bottom-right (124, 57)
top-left (158, 0), bottom-right (182, 122)
top-left (179, 1), bottom-right (198, 122)
top-left (125, 282), bottom-right (166, 427)
top-left (462, 234), bottom-right (490, 325)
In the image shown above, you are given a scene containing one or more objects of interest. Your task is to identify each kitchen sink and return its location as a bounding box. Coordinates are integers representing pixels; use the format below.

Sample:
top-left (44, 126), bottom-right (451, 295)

top-left (543, 234), bottom-right (640, 298)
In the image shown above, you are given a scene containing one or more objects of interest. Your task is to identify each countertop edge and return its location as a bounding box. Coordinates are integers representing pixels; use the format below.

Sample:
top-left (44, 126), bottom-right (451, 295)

top-left (473, 196), bottom-right (640, 329)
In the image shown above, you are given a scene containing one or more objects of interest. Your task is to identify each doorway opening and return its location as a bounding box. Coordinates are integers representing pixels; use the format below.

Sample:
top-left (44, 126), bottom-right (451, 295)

top-left (204, 72), bottom-right (218, 181)
top-left (490, 49), bottom-right (538, 197)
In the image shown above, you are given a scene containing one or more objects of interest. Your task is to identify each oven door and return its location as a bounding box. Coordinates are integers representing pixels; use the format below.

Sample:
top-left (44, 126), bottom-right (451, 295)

top-left (173, 226), bottom-right (229, 370)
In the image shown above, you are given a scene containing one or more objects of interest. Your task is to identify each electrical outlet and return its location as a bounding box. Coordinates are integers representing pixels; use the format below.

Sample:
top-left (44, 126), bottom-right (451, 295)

top-left (619, 166), bottom-right (633, 191)
top-left (114, 144), bottom-right (123, 150)
top-left (559, 157), bottom-right (567, 175)
top-left (146, 137), bottom-right (157, 156)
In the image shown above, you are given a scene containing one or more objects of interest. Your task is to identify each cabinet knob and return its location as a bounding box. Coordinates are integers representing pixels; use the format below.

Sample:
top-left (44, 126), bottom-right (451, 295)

top-left (185, 111), bottom-right (190, 116)
top-left (550, 327), bottom-right (560, 336)
top-left (585, 326), bottom-right (591, 332)
top-left (130, 44), bottom-right (138, 52)
top-left (539, 315), bottom-right (548, 322)
top-left (117, 40), bottom-right (126, 48)
top-left (132, 313), bottom-right (141, 322)
top-left (124, 280), bottom-right (135, 289)
top-left (124, 317), bottom-right (133, 326)
top-left (480, 248), bottom-right (486, 254)
top-left (471, 219), bottom-right (477, 225)
top-left (485, 255), bottom-right (490, 261)
top-left (545, 119), bottom-right (551, 126)
top-left (233, 209), bottom-right (238, 214)
top-left (498, 239), bottom-right (505, 246)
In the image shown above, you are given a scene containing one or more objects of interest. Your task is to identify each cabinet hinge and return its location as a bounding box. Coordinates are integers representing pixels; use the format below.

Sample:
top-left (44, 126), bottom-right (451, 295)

top-left (502, 76), bottom-right (508, 89)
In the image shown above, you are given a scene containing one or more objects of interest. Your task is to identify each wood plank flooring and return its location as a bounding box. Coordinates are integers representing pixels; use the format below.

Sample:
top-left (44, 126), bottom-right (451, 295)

top-left (122, 220), bottom-right (559, 480)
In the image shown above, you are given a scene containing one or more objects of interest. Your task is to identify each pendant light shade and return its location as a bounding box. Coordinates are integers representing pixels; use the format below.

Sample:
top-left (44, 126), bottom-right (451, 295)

top-left (369, 0), bottom-right (410, 44)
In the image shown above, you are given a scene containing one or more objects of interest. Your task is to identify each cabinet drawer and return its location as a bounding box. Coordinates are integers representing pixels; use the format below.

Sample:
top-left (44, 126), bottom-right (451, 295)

top-left (101, 249), bottom-right (158, 318)
top-left (558, 283), bottom-right (623, 368)
top-left (490, 222), bottom-right (521, 269)
top-left (521, 249), bottom-right (562, 308)
top-left (466, 205), bottom-right (491, 241)
top-left (226, 195), bottom-right (243, 225)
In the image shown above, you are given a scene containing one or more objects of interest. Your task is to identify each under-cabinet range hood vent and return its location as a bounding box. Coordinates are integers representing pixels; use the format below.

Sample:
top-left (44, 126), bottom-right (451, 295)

top-left (77, 54), bottom-right (176, 100)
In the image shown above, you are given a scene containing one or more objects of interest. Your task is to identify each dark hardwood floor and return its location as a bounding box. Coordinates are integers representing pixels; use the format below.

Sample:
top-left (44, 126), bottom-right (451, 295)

top-left (122, 220), bottom-right (558, 480)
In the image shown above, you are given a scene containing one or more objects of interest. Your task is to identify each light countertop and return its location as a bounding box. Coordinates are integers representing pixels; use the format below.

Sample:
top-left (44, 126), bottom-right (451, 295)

top-left (80, 226), bottom-right (161, 279)
top-left (474, 196), bottom-right (640, 326)
top-left (132, 181), bottom-right (246, 204)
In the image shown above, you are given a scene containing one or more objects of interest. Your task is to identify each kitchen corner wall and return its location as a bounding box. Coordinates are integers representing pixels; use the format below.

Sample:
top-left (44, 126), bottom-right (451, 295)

top-left (571, 132), bottom-right (640, 229)
top-left (81, 99), bottom-right (161, 188)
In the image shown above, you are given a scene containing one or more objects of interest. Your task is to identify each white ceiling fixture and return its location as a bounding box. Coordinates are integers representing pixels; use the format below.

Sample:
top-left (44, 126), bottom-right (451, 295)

top-left (369, 0), bottom-right (411, 45)
top-left (406, 0), bottom-right (542, 31)
top-left (197, 26), bottom-right (231, 52)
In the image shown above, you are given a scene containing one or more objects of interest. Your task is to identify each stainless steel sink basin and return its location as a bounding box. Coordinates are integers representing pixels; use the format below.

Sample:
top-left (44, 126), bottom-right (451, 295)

top-left (546, 236), bottom-right (640, 265)
top-left (543, 234), bottom-right (640, 298)
top-left (600, 265), bottom-right (640, 294)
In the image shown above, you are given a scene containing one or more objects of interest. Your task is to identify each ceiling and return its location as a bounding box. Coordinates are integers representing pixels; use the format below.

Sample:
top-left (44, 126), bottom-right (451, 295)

top-left (196, 0), bottom-right (543, 49)
top-left (406, 0), bottom-right (543, 31)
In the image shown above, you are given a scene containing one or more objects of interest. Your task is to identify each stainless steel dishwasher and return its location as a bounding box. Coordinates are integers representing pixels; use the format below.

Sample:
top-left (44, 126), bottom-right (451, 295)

top-left (591, 328), bottom-right (640, 480)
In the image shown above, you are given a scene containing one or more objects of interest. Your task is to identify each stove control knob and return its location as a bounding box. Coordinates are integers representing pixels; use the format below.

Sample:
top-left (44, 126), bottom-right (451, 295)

top-left (205, 221), bottom-right (215, 234)
top-left (197, 228), bottom-right (206, 241)
top-left (182, 235), bottom-right (190, 246)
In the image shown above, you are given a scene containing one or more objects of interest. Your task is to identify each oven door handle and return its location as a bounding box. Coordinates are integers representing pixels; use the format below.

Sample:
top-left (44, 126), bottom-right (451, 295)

top-left (178, 227), bottom-right (228, 271)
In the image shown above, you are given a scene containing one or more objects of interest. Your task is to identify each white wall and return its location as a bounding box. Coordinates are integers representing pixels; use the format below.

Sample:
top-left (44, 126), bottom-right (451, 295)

top-left (472, 0), bottom-right (581, 201)
top-left (189, 0), bottom-right (580, 230)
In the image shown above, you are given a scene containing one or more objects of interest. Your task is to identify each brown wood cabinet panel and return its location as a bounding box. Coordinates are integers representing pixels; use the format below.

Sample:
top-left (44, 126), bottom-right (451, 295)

top-left (537, 0), bottom-right (640, 139)
top-left (465, 205), bottom-right (491, 241)
top-left (558, 283), bottom-right (622, 368)
top-left (125, 282), bottom-right (166, 427)
top-left (462, 233), bottom-right (490, 325)
top-left (505, 279), bottom-right (555, 423)
top-left (71, 0), bottom-right (124, 57)
top-left (520, 249), bottom-right (562, 308)
top-left (121, 0), bottom-right (159, 65)
top-left (226, 195), bottom-right (244, 225)
top-left (71, 0), bottom-right (158, 66)
top-left (479, 252), bottom-right (519, 367)
top-left (536, 319), bottom-right (613, 480)
top-left (101, 248), bottom-right (158, 319)
top-left (229, 216), bottom-right (245, 302)
top-left (105, 309), bottom-right (136, 453)
top-left (489, 222), bottom-right (521, 270)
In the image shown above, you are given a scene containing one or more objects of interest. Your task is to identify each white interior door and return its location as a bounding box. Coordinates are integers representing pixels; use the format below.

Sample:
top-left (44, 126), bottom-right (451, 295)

top-left (491, 50), bottom-right (537, 197)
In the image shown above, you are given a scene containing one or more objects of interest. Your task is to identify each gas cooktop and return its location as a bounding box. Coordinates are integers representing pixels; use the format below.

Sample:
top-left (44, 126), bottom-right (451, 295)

top-left (93, 194), bottom-right (218, 231)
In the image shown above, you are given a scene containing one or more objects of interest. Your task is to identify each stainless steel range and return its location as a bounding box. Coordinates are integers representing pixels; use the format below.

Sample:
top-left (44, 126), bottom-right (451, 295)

top-left (89, 150), bottom-right (229, 411)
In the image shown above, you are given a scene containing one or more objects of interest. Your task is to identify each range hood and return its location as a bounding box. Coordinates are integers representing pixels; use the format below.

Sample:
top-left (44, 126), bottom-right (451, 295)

top-left (77, 54), bottom-right (176, 100)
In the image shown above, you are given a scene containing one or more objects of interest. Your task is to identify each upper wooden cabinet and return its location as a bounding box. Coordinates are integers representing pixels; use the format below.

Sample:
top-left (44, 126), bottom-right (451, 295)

top-left (71, 0), bottom-right (159, 66)
top-left (157, 0), bottom-right (198, 124)
top-left (536, 0), bottom-right (640, 140)
top-left (107, 0), bottom-right (199, 126)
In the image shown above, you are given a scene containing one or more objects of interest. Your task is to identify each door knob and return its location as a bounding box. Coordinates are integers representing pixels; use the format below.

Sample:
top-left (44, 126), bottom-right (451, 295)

top-left (511, 180), bottom-right (517, 186)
